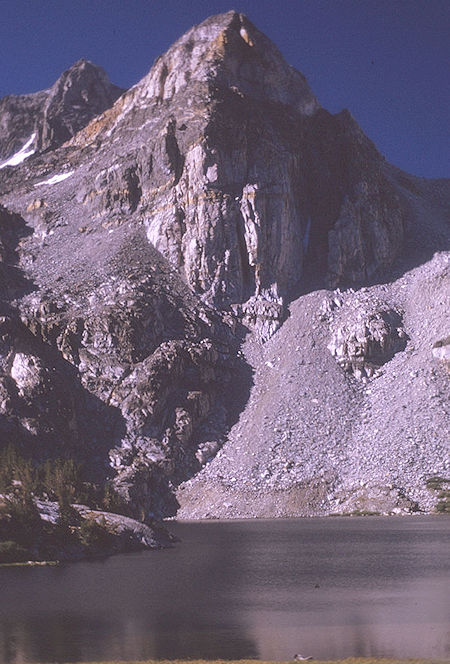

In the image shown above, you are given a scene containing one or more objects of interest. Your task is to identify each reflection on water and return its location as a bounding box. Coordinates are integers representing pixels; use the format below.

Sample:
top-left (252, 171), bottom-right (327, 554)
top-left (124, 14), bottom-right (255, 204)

top-left (0, 516), bottom-right (449, 662)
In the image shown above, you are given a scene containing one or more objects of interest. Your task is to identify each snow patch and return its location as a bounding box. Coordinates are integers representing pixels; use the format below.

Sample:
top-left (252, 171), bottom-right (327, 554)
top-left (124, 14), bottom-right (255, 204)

top-left (34, 171), bottom-right (74, 187)
top-left (0, 133), bottom-right (36, 169)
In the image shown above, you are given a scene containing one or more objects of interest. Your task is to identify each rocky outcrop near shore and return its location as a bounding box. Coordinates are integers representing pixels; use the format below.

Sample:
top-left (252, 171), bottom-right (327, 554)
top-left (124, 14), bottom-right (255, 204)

top-left (38, 500), bottom-right (175, 553)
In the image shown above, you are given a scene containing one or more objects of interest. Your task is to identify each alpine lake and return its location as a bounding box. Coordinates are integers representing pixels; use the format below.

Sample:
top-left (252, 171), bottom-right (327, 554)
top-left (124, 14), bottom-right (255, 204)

top-left (0, 515), bottom-right (449, 662)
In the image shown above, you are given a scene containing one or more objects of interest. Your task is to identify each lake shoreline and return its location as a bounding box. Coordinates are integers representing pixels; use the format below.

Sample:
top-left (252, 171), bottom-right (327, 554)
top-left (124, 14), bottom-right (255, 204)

top-left (168, 511), bottom-right (449, 522)
top-left (41, 659), bottom-right (449, 664)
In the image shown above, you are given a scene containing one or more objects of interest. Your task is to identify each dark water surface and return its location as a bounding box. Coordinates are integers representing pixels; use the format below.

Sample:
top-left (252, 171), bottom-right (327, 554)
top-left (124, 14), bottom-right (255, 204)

top-left (0, 516), bottom-right (449, 662)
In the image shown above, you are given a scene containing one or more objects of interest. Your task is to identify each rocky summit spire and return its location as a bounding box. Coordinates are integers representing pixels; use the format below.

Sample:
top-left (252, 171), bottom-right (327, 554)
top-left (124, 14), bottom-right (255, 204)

top-left (69, 11), bottom-right (320, 150)
top-left (137, 11), bottom-right (320, 114)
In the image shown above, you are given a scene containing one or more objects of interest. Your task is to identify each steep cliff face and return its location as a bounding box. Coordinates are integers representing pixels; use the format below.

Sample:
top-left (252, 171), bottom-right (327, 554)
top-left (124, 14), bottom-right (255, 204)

top-left (66, 11), bottom-right (405, 338)
top-left (0, 12), bottom-right (448, 519)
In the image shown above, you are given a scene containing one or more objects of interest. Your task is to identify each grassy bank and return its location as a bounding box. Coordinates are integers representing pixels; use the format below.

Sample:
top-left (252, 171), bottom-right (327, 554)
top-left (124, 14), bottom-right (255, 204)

top-left (0, 559), bottom-right (59, 567)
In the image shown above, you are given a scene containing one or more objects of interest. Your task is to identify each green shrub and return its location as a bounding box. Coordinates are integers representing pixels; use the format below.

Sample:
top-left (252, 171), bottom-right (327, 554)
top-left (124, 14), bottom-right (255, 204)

top-left (3, 492), bottom-right (42, 547)
top-left (78, 516), bottom-right (113, 552)
top-left (0, 445), bottom-right (18, 491)
top-left (0, 446), bottom-right (38, 494)
top-left (40, 457), bottom-right (82, 503)
top-left (425, 477), bottom-right (450, 512)
top-left (435, 496), bottom-right (450, 513)
top-left (0, 540), bottom-right (30, 563)
top-left (350, 509), bottom-right (380, 516)
top-left (425, 476), bottom-right (449, 491)
top-left (100, 484), bottom-right (130, 516)
top-left (0, 447), bottom-right (130, 523)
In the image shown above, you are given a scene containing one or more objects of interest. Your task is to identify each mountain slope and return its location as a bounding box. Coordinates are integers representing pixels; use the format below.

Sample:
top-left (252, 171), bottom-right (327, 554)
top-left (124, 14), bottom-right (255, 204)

top-left (0, 11), bottom-right (448, 519)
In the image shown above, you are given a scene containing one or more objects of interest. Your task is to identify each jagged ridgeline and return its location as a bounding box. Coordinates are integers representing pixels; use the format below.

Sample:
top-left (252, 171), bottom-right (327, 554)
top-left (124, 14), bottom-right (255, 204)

top-left (0, 11), bottom-right (448, 521)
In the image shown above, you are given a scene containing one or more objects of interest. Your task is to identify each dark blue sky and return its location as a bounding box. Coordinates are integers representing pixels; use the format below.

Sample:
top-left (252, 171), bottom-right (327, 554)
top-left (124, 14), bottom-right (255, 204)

top-left (1, 0), bottom-right (448, 178)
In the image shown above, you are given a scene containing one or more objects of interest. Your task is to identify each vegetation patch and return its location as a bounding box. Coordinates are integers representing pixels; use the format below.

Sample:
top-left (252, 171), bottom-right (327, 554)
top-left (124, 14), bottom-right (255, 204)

top-left (349, 510), bottom-right (381, 517)
top-left (0, 446), bottom-right (130, 563)
top-left (425, 475), bottom-right (448, 491)
top-left (425, 475), bottom-right (450, 513)
top-left (0, 540), bottom-right (30, 563)
top-left (0, 445), bottom-right (129, 514)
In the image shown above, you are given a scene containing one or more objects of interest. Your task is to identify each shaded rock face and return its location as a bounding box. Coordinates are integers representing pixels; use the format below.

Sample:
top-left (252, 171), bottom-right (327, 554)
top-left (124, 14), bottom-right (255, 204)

top-left (0, 208), bottom-right (114, 459)
top-left (37, 59), bottom-right (124, 151)
top-left (0, 215), bottom-right (238, 517)
top-left (0, 92), bottom-right (47, 160)
top-left (0, 11), bottom-right (446, 519)
top-left (0, 204), bottom-right (31, 293)
top-left (0, 202), bottom-right (238, 519)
